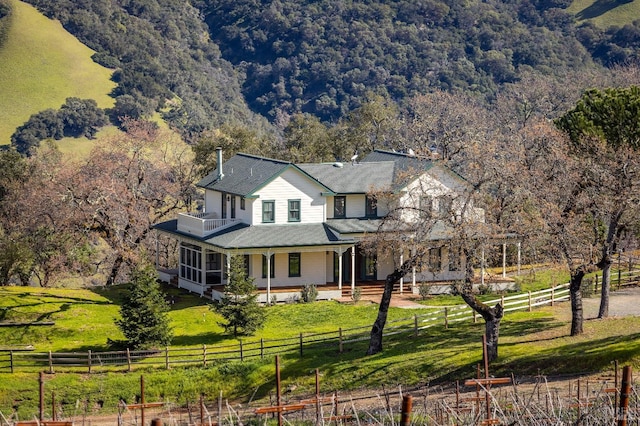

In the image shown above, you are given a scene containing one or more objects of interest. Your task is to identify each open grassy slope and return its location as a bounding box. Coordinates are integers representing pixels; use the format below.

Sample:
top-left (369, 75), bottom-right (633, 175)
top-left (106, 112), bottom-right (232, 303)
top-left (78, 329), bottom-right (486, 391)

top-left (568, 0), bottom-right (640, 27)
top-left (0, 0), bottom-right (115, 147)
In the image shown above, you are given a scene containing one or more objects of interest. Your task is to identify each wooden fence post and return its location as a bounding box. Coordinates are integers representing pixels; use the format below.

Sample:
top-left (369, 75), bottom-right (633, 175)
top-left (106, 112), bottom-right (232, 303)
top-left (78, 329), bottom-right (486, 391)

top-left (126, 348), bottom-right (132, 372)
top-left (9, 350), bottom-right (13, 374)
top-left (88, 350), bottom-right (92, 374)
top-left (618, 365), bottom-right (632, 426)
top-left (260, 338), bottom-right (264, 359)
top-left (48, 350), bottom-right (54, 374)
top-left (528, 291), bottom-right (532, 312)
top-left (202, 344), bottom-right (207, 367)
top-left (444, 307), bottom-right (449, 329)
top-left (414, 315), bottom-right (418, 337)
top-left (299, 333), bottom-right (303, 358)
top-left (165, 346), bottom-right (170, 370)
top-left (400, 395), bottom-right (413, 426)
top-left (239, 340), bottom-right (244, 361)
top-left (551, 286), bottom-right (555, 306)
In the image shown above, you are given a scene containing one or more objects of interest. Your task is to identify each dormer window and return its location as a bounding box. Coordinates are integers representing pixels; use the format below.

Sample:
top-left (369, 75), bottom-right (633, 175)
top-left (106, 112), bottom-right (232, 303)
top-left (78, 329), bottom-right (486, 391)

top-left (334, 196), bottom-right (346, 218)
top-left (365, 195), bottom-right (377, 218)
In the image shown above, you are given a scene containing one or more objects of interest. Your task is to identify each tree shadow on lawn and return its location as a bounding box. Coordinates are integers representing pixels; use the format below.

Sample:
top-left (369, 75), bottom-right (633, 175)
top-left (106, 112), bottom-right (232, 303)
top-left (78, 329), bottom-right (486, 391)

top-left (91, 283), bottom-right (210, 311)
top-left (494, 332), bottom-right (640, 377)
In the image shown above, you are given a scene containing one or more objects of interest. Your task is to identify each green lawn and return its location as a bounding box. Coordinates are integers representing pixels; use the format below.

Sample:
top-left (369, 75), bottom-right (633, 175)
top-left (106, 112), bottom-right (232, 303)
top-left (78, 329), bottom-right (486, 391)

top-left (568, 0), bottom-right (640, 27)
top-left (1, 281), bottom-right (640, 419)
top-left (0, 0), bottom-right (115, 146)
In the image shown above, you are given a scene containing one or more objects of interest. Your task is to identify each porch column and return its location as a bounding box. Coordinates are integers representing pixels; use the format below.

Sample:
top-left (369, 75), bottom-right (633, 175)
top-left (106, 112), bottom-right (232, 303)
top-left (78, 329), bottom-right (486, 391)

top-left (399, 252), bottom-right (404, 294)
top-left (517, 241), bottom-right (521, 276)
top-left (266, 251), bottom-right (272, 304)
top-left (351, 246), bottom-right (356, 293)
top-left (481, 247), bottom-right (485, 287)
top-left (502, 243), bottom-right (507, 278)
top-left (225, 253), bottom-right (231, 285)
top-left (200, 247), bottom-right (206, 296)
top-left (337, 249), bottom-right (343, 291)
top-left (411, 246), bottom-right (416, 290)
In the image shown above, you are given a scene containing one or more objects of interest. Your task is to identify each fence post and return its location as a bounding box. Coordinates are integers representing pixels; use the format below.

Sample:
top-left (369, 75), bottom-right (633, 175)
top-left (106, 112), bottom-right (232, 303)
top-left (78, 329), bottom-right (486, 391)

top-left (10, 350), bottom-right (13, 374)
top-left (299, 333), bottom-right (303, 358)
top-left (48, 350), bottom-right (53, 374)
top-left (165, 346), bottom-right (169, 370)
top-left (239, 340), bottom-right (244, 361)
top-left (551, 287), bottom-right (555, 306)
top-left (444, 307), bottom-right (449, 329)
top-left (414, 315), bottom-right (418, 337)
top-left (126, 348), bottom-right (132, 372)
top-left (88, 350), bottom-right (92, 374)
top-left (260, 338), bottom-right (264, 359)
top-left (528, 291), bottom-right (532, 312)
top-left (202, 344), bottom-right (207, 367)
top-left (339, 328), bottom-right (343, 353)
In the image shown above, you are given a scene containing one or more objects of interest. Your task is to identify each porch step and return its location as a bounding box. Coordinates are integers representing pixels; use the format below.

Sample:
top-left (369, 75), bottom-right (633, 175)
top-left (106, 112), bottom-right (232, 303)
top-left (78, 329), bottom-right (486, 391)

top-left (341, 282), bottom-right (403, 298)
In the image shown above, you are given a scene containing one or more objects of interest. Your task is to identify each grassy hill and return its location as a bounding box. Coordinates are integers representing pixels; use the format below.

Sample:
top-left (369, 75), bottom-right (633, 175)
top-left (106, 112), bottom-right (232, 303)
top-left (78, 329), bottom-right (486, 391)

top-left (0, 0), bottom-right (115, 147)
top-left (568, 0), bottom-right (640, 27)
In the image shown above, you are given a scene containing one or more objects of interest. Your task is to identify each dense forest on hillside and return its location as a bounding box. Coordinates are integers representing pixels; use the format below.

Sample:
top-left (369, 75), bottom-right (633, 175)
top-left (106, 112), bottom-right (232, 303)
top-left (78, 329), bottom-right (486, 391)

top-left (10, 0), bottom-right (640, 144)
top-left (198, 0), bottom-right (594, 122)
top-left (22, 0), bottom-right (271, 141)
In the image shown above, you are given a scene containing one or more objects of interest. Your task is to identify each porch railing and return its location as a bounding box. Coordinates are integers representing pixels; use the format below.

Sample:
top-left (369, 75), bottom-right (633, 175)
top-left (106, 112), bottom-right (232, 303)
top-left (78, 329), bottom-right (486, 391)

top-left (177, 212), bottom-right (241, 237)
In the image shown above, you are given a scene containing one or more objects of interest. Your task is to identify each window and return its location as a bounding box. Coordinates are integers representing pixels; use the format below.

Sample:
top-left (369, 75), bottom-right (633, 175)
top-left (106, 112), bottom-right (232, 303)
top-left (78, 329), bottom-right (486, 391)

top-left (289, 253), bottom-right (301, 277)
top-left (449, 245), bottom-right (461, 272)
top-left (429, 247), bottom-right (442, 272)
top-left (262, 200), bottom-right (275, 223)
top-left (262, 254), bottom-right (275, 278)
top-left (365, 195), bottom-right (377, 217)
top-left (288, 199), bottom-right (301, 222)
top-left (180, 243), bottom-right (202, 283)
top-left (240, 197), bottom-right (245, 210)
top-left (334, 196), bottom-right (346, 218)
top-left (420, 196), bottom-right (433, 220)
top-left (438, 195), bottom-right (453, 217)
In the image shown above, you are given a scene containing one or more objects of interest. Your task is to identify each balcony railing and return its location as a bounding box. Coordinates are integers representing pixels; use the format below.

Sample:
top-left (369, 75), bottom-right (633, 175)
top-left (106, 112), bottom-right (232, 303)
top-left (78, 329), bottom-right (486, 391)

top-left (177, 212), bottom-right (241, 237)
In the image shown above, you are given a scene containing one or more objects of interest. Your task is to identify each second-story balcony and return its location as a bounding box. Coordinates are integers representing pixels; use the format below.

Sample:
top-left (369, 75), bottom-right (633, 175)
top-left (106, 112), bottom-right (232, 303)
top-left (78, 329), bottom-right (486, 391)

top-left (177, 212), bottom-right (241, 238)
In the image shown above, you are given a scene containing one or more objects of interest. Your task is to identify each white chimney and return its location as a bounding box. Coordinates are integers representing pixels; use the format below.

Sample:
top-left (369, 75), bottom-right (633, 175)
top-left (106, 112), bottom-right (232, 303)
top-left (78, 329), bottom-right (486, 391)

top-left (216, 147), bottom-right (224, 180)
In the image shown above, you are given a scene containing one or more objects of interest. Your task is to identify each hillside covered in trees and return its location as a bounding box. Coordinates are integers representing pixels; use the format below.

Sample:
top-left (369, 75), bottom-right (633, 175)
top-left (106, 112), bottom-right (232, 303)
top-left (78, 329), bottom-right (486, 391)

top-left (12, 0), bottom-right (640, 139)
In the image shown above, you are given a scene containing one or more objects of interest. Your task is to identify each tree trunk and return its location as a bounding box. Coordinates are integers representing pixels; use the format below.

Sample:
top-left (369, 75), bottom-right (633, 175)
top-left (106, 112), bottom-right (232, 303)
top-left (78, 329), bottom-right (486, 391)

top-left (598, 260), bottom-right (611, 318)
top-left (366, 269), bottom-right (404, 355)
top-left (107, 255), bottom-right (124, 286)
top-left (569, 269), bottom-right (585, 336)
top-left (461, 291), bottom-right (503, 363)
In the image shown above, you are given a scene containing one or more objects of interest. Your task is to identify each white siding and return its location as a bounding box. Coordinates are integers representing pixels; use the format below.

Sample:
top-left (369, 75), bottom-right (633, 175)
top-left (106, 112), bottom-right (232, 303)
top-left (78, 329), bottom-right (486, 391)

top-left (252, 252), bottom-right (327, 288)
top-left (204, 190), bottom-right (222, 216)
top-left (252, 168), bottom-right (326, 225)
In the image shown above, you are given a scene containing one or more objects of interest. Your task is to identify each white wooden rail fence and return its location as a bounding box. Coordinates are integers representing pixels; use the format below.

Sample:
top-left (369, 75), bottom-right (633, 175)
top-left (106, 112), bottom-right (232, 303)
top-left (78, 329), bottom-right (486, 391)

top-left (0, 283), bottom-right (579, 374)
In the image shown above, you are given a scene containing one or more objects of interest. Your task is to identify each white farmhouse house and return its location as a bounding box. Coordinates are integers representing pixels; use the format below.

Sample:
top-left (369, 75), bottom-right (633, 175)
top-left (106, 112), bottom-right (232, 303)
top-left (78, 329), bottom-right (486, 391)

top-left (154, 148), bottom-right (486, 302)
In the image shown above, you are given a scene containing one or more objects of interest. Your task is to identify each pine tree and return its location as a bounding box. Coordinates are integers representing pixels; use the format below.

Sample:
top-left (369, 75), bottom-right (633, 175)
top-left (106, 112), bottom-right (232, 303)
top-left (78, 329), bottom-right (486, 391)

top-left (213, 255), bottom-right (265, 336)
top-left (115, 264), bottom-right (173, 349)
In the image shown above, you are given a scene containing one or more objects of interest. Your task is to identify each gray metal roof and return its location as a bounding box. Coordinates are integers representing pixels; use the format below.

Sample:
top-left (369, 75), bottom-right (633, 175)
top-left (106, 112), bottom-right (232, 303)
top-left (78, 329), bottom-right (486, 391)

top-left (154, 220), bottom-right (355, 250)
top-left (298, 161), bottom-right (395, 194)
top-left (198, 153), bottom-right (332, 197)
top-left (197, 153), bottom-right (291, 196)
top-left (325, 218), bottom-right (383, 234)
